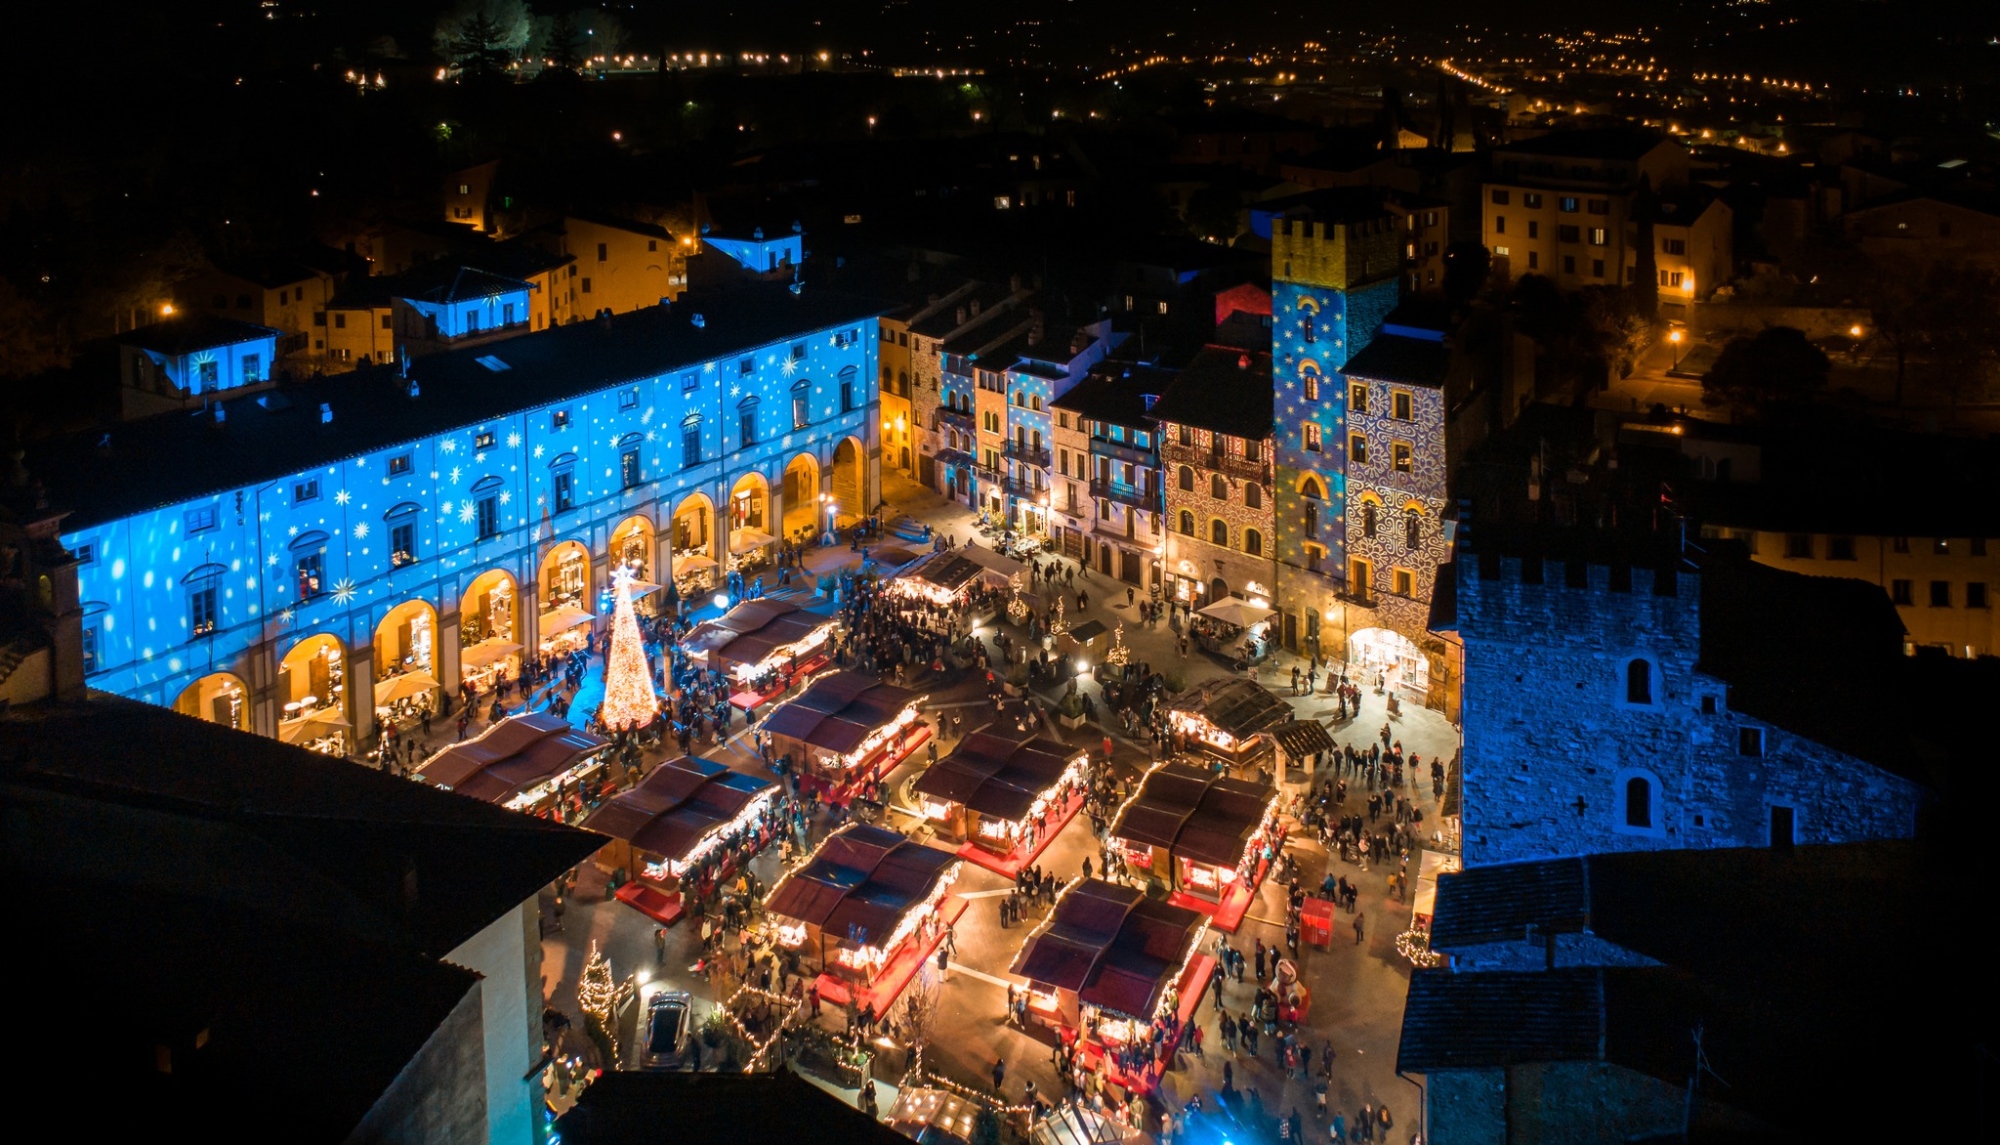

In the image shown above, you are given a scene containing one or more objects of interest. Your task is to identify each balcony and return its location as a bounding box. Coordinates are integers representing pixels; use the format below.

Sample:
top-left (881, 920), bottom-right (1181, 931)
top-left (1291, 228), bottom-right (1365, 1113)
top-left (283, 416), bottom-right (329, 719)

top-left (972, 464), bottom-right (1004, 485)
top-left (934, 407), bottom-right (975, 431)
top-left (1092, 519), bottom-right (1157, 545)
top-left (1088, 436), bottom-right (1155, 468)
top-left (1002, 440), bottom-right (1053, 468)
top-left (1090, 479), bottom-right (1160, 512)
top-left (1162, 441), bottom-right (1273, 486)
top-left (1004, 475), bottom-right (1047, 500)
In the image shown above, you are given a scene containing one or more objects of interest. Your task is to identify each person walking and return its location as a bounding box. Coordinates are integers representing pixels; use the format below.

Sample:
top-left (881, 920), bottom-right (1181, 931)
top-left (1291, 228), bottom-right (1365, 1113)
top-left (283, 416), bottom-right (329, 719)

top-left (991, 1057), bottom-right (1007, 1094)
top-left (1353, 912), bottom-right (1366, 945)
top-left (936, 945), bottom-right (951, 981)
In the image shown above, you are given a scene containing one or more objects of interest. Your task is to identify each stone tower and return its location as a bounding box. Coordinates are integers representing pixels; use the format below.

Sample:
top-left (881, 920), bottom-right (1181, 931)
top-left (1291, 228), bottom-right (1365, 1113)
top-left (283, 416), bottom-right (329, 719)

top-left (1267, 193), bottom-right (1402, 660)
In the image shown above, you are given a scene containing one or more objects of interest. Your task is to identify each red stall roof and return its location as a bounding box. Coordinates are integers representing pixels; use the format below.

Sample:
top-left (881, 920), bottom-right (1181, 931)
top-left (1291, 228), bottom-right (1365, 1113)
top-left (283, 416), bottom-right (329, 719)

top-left (1110, 762), bottom-right (1275, 867)
top-left (584, 756), bottom-right (776, 863)
top-left (1011, 878), bottom-right (1207, 1019)
top-left (680, 599), bottom-right (834, 669)
top-left (764, 824), bottom-right (960, 948)
top-left (758, 671), bottom-right (923, 755)
top-left (911, 724), bottom-right (1077, 822)
top-left (416, 712), bottom-right (608, 805)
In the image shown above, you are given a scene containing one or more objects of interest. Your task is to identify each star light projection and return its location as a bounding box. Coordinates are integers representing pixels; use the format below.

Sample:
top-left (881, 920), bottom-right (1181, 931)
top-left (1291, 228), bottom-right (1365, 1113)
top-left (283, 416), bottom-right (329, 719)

top-left (598, 567), bottom-right (658, 732)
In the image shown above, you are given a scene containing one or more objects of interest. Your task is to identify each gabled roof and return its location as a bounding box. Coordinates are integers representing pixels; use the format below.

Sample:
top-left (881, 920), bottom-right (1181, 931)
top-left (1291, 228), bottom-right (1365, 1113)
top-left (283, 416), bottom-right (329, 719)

top-left (1167, 677), bottom-right (1292, 739)
top-left (1051, 363), bottom-right (1172, 428)
top-left (1011, 878), bottom-right (1207, 1018)
top-left (1110, 761), bottom-right (1276, 866)
top-left (1496, 127), bottom-right (1674, 161)
top-left (1145, 346), bottom-right (1273, 439)
top-left (912, 724), bottom-right (1078, 822)
top-left (763, 824), bottom-right (959, 946)
top-left (584, 754), bottom-right (775, 862)
top-left (1340, 330), bottom-right (1451, 388)
top-left (567, 209), bottom-right (673, 240)
top-left (416, 710), bottom-right (608, 805)
top-left (757, 671), bottom-right (923, 755)
top-left (679, 599), bottom-right (836, 668)
top-left (117, 314), bottom-right (281, 356)
top-left (396, 264), bottom-right (536, 305)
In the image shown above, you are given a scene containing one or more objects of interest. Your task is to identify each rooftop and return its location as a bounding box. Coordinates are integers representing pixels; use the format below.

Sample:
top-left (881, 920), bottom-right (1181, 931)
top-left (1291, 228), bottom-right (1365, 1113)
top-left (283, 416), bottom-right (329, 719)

top-left (1145, 346), bottom-right (1273, 439)
top-left (1495, 127), bottom-right (1675, 162)
top-left (1010, 878), bottom-right (1207, 1019)
top-left (116, 313), bottom-right (282, 357)
top-left (1339, 330), bottom-right (1451, 388)
top-left (33, 285), bottom-right (887, 530)
top-left (1051, 363), bottom-right (1173, 428)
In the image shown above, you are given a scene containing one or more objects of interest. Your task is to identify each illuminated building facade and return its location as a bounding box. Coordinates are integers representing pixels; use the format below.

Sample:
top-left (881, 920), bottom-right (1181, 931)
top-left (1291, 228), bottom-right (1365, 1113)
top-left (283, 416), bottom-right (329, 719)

top-left (40, 286), bottom-right (882, 750)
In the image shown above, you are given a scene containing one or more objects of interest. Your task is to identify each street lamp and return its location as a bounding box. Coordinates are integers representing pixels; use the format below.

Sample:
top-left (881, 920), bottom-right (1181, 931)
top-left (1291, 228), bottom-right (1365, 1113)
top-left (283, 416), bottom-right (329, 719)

top-left (1668, 328), bottom-right (1685, 370)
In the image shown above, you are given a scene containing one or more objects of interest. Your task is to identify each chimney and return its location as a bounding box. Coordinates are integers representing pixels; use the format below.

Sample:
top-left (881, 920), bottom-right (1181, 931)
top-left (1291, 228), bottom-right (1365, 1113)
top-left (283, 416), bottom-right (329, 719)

top-left (320, 402), bottom-right (334, 424)
top-left (752, 225), bottom-right (764, 241)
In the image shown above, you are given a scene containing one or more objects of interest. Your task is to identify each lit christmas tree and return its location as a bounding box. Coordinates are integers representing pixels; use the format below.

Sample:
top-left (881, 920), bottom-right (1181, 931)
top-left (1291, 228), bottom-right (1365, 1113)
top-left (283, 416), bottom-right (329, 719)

top-left (599, 566), bottom-right (658, 732)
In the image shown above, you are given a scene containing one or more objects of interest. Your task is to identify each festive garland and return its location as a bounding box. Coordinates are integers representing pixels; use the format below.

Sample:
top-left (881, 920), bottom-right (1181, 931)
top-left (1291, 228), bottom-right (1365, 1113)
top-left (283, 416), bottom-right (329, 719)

top-left (1395, 928), bottom-right (1445, 968)
top-left (721, 981), bottom-right (808, 1072)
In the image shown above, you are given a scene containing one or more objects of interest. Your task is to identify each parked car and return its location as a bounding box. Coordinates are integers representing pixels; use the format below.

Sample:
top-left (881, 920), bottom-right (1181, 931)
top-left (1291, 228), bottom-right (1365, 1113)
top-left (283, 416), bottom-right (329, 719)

top-left (640, 990), bottom-right (694, 1070)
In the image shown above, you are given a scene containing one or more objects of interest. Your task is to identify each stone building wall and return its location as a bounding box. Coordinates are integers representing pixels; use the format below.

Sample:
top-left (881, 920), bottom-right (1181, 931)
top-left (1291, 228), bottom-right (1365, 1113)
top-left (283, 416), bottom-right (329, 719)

top-left (1456, 556), bottom-right (1924, 866)
top-left (1161, 429), bottom-right (1277, 606)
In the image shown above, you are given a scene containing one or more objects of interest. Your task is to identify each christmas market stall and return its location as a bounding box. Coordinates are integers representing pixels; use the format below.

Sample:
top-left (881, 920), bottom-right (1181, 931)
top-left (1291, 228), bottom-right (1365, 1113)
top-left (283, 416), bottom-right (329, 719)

top-left (1163, 678), bottom-right (1291, 775)
top-left (912, 723), bottom-right (1089, 877)
top-left (679, 599), bottom-right (836, 696)
top-left (416, 711), bottom-right (610, 823)
top-left (1107, 761), bottom-right (1284, 932)
top-left (764, 823), bottom-right (965, 1015)
top-left (1270, 718), bottom-right (1335, 781)
top-left (757, 671), bottom-right (929, 805)
top-left (584, 754), bottom-right (781, 927)
top-left (885, 543), bottom-right (1025, 614)
top-left (1010, 877), bottom-right (1213, 1097)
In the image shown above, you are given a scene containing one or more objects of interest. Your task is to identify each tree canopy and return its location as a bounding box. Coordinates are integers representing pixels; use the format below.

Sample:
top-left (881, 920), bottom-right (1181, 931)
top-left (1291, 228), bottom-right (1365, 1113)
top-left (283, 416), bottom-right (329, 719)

top-left (1702, 326), bottom-right (1832, 412)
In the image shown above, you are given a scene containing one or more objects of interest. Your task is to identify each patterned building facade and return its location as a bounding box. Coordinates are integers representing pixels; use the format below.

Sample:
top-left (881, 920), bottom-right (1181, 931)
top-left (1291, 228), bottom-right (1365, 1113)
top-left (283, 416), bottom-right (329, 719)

top-left (1154, 348), bottom-right (1280, 609)
top-left (1268, 198), bottom-right (1403, 659)
top-left (44, 289), bottom-right (882, 750)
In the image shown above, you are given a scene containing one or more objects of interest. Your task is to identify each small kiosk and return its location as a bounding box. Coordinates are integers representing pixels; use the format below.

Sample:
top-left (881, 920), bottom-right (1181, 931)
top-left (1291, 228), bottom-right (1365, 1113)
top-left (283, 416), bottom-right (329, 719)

top-left (679, 599), bottom-right (836, 692)
top-left (885, 544), bottom-right (1024, 614)
top-left (757, 672), bottom-right (929, 805)
top-left (1163, 678), bottom-right (1291, 775)
top-left (765, 823), bottom-right (964, 1014)
top-left (912, 724), bottom-right (1088, 875)
top-left (1107, 761), bottom-right (1283, 931)
top-left (1270, 718), bottom-right (1335, 782)
top-left (1410, 849), bottom-right (1463, 934)
top-left (416, 711), bottom-right (610, 822)
top-left (585, 755), bottom-right (781, 927)
top-left (1011, 878), bottom-right (1213, 1096)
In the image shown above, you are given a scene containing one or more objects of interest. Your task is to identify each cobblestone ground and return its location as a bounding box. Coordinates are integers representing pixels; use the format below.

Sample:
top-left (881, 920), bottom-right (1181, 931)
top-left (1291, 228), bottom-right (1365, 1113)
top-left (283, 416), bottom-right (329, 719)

top-left (533, 468), bottom-right (1460, 1142)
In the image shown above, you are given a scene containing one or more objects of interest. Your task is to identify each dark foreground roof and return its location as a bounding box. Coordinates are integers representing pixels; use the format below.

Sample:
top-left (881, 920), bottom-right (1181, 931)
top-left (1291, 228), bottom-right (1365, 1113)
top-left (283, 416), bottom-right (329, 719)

top-left (1010, 878), bottom-right (1207, 1019)
top-left (557, 1067), bottom-right (910, 1145)
top-left (35, 284), bottom-right (887, 529)
top-left (1340, 330), bottom-right (1451, 388)
top-left (0, 696), bottom-right (602, 1142)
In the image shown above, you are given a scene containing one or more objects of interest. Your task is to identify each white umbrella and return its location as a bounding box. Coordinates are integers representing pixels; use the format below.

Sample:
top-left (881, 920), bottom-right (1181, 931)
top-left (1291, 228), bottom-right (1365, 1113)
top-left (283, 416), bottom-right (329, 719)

top-left (1197, 598), bottom-right (1276, 628)
top-left (374, 671), bottom-right (441, 707)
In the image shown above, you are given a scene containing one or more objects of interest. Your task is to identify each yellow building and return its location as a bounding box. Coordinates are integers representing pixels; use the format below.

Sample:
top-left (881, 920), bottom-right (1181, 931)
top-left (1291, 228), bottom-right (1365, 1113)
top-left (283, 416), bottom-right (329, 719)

top-left (526, 212), bottom-right (685, 319)
top-left (180, 254), bottom-right (348, 372)
top-left (877, 310), bottom-right (919, 476)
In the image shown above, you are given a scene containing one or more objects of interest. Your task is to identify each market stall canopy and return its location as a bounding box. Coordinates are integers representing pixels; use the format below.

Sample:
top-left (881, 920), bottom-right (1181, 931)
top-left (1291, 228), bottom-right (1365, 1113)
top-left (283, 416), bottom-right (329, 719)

top-left (373, 671), bottom-right (441, 707)
top-left (541, 604), bottom-right (596, 637)
top-left (679, 599), bottom-right (834, 669)
top-left (460, 640), bottom-right (523, 671)
top-left (1066, 620), bottom-right (1108, 645)
top-left (1011, 878), bottom-right (1207, 1019)
top-left (417, 711), bottom-right (609, 805)
top-left (730, 528), bottom-right (778, 553)
top-left (277, 705), bottom-right (349, 745)
top-left (1111, 761), bottom-right (1277, 867)
top-left (912, 725), bottom-right (1078, 822)
top-left (1167, 678), bottom-right (1292, 742)
top-left (764, 823), bottom-right (960, 945)
top-left (672, 553), bottom-right (718, 575)
top-left (585, 755), bottom-right (776, 863)
top-left (1271, 719), bottom-right (1335, 759)
top-left (894, 542), bottom-right (1025, 595)
top-left (1196, 598), bottom-right (1276, 628)
top-left (869, 546), bottom-right (922, 569)
top-left (758, 671), bottom-right (924, 755)
top-left (628, 581), bottom-right (663, 601)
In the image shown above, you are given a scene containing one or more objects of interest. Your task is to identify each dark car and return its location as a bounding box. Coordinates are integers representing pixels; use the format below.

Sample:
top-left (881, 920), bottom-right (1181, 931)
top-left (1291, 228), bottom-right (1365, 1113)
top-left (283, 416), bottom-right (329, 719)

top-left (640, 990), bottom-right (694, 1071)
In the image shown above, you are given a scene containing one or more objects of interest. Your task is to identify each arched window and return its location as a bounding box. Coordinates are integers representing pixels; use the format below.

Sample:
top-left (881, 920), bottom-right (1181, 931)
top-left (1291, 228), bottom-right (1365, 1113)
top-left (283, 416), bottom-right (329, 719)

top-left (1178, 465), bottom-right (1195, 492)
top-left (1626, 659), bottom-right (1654, 705)
top-left (1210, 519), bottom-right (1229, 547)
top-left (1301, 476), bottom-right (1325, 500)
top-left (1211, 474), bottom-right (1227, 501)
top-left (1302, 365), bottom-right (1320, 401)
top-left (1244, 528), bottom-right (1263, 557)
top-left (1624, 776), bottom-right (1653, 828)
top-left (1245, 483), bottom-right (1262, 509)
top-left (1178, 510), bottom-right (1195, 536)
top-left (792, 379), bottom-right (812, 429)
top-left (1405, 508), bottom-right (1422, 550)
top-left (1362, 503), bottom-right (1377, 538)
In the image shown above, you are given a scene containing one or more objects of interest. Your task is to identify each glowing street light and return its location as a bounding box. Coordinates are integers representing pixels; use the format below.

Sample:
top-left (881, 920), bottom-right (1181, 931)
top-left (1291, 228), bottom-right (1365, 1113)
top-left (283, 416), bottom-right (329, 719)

top-left (1668, 328), bottom-right (1685, 370)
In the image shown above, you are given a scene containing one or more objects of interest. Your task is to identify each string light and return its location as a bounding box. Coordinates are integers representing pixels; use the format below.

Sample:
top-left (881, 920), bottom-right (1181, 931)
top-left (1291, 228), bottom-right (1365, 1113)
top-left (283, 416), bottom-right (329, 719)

top-left (1396, 928), bottom-right (1445, 968)
top-left (1105, 623), bottom-right (1130, 668)
top-left (599, 567), bottom-right (659, 731)
top-left (720, 982), bottom-right (807, 1071)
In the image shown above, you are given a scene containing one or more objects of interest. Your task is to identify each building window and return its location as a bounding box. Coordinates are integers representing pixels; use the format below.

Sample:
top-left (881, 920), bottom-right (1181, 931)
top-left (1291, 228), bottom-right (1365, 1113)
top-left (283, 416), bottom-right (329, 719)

top-left (1930, 580), bottom-right (1951, 607)
top-left (184, 506), bottom-right (217, 534)
top-left (1527, 252), bottom-right (1539, 270)
top-left (1891, 579), bottom-right (1912, 605)
top-left (1178, 510), bottom-right (1195, 536)
top-left (475, 431), bottom-right (495, 449)
top-left (476, 496), bottom-right (500, 539)
top-left (189, 586), bottom-right (218, 636)
top-left (619, 387), bottom-right (639, 410)
top-left (1303, 423), bottom-right (1321, 452)
top-left (1211, 474), bottom-right (1228, 501)
top-left (1785, 534), bottom-right (1813, 559)
top-left (1393, 567), bottom-right (1414, 596)
top-left (791, 342), bottom-right (808, 361)
top-left (1405, 509), bottom-right (1421, 550)
top-left (1625, 659), bottom-right (1654, 705)
top-left (1828, 536), bottom-right (1856, 560)
top-left (1245, 483), bottom-right (1262, 509)
top-left (683, 428), bottom-right (703, 466)
top-left (1494, 215), bottom-right (1506, 235)
top-left (1622, 775), bottom-right (1654, 829)
top-left (1210, 520), bottom-right (1229, 547)
top-left (1558, 225), bottom-right (1580, 244)
top-left (840, 374), bottom-right (855, 412)
top-left (740, 410), bottom-right (757, 446)
top-left (1739, 726), bottom-right (1764, 757)
top-left (1178, 466), bottom-right (1195, 492)
top-left (295, 552), bottom-right (324, 599)
top-left (388, 452), bottom-right (413, 477)
top-left (1491, 189), bottom-right (1510, 205)
top-left (1968, 582), bottom-right (1989, 609)
top-left (1393, 443), bottom-right (1413, 472)
top-left (621, 448), bottom-right (642, 489)
top-left (1303, 372), bottom-right (1319, 400)
top-left (553, 470), bottom-right (575, 513)
top-left (739, 357), bottom-right (754, 376)
top-left (1349, 382), bottom-right (1368, 414)
top-left (381, 518), bottom-right (413, 567)
top-left (580, 277), bottom-right (592, 294)
top-left (81, 625), bottom-right (98, 675)
top-left (1349, 558), bottom-right (1371, 594)
top-left (793, 383), bottom-right (811, 430)
top-left (1245, 529), bottom-right (1263, 557)
top-left (1362, 502), bottom-right (1378, 538)
top-left (1769, 804), bottom-right (1795, 848)
top-left (1559, 197), bottom-right (1579, 213)
top-left (682, 372), bottom-right (700, 393)
top-left (241, 354), bottom-right (261, 385)
top-left (1392, 391), bottom-right (1412, 421)
top-left (551, 409), bottom-right (570, 431)
top-left (1305, 500), bottom-right (1321, 540)
top-left (73, 543), bottom-right (94, 566)
top-left (294, 479), bottom-right (320, 503)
